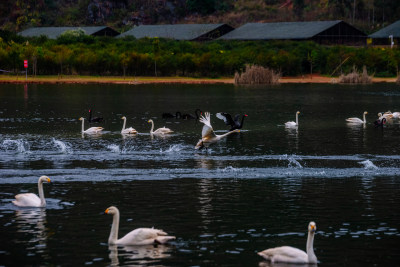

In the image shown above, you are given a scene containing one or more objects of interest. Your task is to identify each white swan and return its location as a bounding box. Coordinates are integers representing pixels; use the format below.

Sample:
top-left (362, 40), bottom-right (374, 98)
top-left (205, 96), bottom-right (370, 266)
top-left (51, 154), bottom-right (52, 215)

top-left (377, 111), bottom-right (393, 120)
top-left (195, 112), bottom-right (239, 150)
top-left (105, 206), bottom-right (176, 245)
top-left (392, 112), bottom-right (400, 119)
top-left (258, 221), bottom-right (317, 264)
top-left (346, 111), bottom-right (368, 124)
top-left (121, 116), bottom-right (138, 134)
top-left (12, 176), bottom-right (51, 207)
top-left (148, 119), bottom-right (173, 135)
top-left (79, 117), bottom-right (104, 134)
top-left (285, 111), bottom-right (300, 127)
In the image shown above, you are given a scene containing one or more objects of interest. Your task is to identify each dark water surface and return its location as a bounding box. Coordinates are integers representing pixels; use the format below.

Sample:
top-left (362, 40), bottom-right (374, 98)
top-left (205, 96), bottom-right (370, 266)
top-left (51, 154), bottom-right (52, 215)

top-left (0, 83), bottom-right (399, 266)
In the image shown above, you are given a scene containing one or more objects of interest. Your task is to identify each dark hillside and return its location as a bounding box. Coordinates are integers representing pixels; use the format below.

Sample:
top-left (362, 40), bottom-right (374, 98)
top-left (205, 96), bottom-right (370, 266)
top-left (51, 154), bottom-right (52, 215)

top-left (1, 0), bottom-right (399, 34)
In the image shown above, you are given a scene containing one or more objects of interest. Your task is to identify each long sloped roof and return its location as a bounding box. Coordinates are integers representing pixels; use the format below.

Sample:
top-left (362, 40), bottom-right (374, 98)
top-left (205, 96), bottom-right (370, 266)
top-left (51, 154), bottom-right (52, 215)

top-left (118, 24), bottom-right (228, 40)
top-left (18, 26), bottom-right (113, 39)
top-left (369, 20), bottom-right (400, 38)
top-left (220, 20), bottom-right (345, 40)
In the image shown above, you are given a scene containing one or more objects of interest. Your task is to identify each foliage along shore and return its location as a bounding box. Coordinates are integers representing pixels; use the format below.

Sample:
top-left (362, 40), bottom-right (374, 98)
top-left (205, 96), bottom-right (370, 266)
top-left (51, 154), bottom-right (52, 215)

top-left (0, 31), bottom-right (399, 79)
top-left (0, 74), bottom-right (397, 85)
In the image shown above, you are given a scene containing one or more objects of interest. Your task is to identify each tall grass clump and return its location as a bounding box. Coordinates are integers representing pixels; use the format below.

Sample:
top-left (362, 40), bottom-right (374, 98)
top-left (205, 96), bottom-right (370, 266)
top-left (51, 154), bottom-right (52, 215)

top-left (234, 65), bottom-right (280, 85)
top-left (339, 65), bottom-right (372, 84)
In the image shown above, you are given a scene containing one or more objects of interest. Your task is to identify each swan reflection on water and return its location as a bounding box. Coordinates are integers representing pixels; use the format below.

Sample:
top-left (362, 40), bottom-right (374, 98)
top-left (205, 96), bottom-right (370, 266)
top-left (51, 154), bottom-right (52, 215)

top-left (150, 132), bottom-right (173, 140)
top-left (108, 244), bottom-right (173, 266)
top-left (81, 132), bottom-right (104, 139)
top-left (14, 208), bottom-right (48, 250)
top-left (285, 126), bottom-right (299, 151)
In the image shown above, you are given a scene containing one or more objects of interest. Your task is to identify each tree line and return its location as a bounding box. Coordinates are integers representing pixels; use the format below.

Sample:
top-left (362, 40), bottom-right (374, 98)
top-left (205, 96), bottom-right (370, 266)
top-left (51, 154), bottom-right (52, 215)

top-left (1, 0), bottom-right (399, 33)
top-left (0, 31), bottom-right (399, 78)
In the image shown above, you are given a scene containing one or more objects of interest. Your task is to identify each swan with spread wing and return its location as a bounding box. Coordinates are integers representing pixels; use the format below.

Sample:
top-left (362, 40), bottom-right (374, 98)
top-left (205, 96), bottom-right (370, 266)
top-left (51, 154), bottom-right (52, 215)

top-left (216, 112), bottom-right (248, 131)
top-left (195, 112), bottom-right (239, 150)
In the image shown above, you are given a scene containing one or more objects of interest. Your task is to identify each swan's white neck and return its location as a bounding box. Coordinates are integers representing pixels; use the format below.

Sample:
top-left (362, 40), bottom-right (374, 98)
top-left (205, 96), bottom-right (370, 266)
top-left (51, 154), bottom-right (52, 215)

top-left (218, 129), bottom-right (238, 139)
top-left (81, 118), bottom-right (85, 133)
top-left (363, 113), bottom-right (366, 123)
top-left (38, 179), bottom-right (46, 206)
top-left (122, 118), bottom-right (127, 131)
top-left (296, 113), bottom-right (299, 125)
top-left (149, 120), bottom-right (154, 134)
top-left (306, 231), bottom-right (317, 264)
top-left (108, 210), bottom-right (120, 244)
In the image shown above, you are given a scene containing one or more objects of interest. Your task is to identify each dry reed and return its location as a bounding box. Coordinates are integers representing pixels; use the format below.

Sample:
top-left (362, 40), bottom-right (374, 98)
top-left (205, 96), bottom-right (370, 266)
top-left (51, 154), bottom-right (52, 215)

top-left (397, 74), bottom-right (400, 84)
top-left (234, 65), bottom-right (280, 85)
top-left (339, 65), bottom-right (372, 84)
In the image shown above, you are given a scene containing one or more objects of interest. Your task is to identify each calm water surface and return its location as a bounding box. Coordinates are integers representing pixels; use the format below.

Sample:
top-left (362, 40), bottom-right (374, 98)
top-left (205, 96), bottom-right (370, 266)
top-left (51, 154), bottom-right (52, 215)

top-left (0, 83), bottom-right (399, 266)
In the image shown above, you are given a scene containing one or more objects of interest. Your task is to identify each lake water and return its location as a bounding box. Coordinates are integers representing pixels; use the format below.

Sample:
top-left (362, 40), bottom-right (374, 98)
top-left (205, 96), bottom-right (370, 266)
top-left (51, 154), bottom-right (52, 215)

top-left (0, 83), bottom-right (399, 266)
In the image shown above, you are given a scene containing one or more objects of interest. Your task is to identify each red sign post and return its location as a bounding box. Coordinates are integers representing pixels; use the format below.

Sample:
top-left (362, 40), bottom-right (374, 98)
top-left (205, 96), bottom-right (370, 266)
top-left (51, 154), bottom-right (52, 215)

top-left (24, 60), bottom-right (28, 80)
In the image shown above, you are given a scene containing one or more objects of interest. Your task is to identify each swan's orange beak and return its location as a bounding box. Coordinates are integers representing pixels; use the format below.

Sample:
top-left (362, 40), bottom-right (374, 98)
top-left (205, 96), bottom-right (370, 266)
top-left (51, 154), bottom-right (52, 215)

top-left (46, 178), bottom-right (51, 183)
top-left (105, 208), bottom-right (110, 214)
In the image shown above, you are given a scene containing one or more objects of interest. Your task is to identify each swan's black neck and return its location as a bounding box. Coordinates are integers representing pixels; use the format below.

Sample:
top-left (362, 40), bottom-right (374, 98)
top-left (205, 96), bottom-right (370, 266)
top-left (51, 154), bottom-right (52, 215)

top-left (239, 114), bottom-right (247, 127)
top-left (195, 109), bottom-right (202, 119)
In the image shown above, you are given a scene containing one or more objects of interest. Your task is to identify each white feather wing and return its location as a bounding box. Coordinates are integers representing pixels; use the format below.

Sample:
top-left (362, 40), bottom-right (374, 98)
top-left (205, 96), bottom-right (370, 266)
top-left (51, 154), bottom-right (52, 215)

top-left (199, 112), bottom-right (216, 139)
top-left (259, 246), bottom-right (308, 263)
top-left (118, 228), bottom-right (168, 245)
top-left (13, 193), bottom-right (41, 207)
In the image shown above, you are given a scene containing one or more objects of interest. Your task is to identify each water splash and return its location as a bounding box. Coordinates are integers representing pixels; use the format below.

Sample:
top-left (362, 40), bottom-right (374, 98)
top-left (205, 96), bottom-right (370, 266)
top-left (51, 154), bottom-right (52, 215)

top-left (359, 160), bottom-right (378, 170)
top-left (288, 157), bottom-right (303, 168)
top-left (161, 144), bottom-right (185, 153)
top-left (2, 139), bottom-right (31, 154)
top-left (107, 144), bottom-right (121, 153)
top-left (280, 154), bottom-right (303, 168)
top-left (220, 166), bottom-right (242, 173)
top-left (52, 138), bottom-right (73, 154)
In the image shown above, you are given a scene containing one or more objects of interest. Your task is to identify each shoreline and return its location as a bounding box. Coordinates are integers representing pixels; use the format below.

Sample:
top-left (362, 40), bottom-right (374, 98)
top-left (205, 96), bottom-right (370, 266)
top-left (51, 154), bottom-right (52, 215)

top-left (0, 75), bottom-right (397, 85)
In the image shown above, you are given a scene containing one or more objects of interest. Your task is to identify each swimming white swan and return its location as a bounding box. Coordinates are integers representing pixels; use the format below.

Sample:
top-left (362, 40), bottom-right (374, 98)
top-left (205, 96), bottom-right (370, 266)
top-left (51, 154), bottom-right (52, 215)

top-left (258, 221), bottom-right (317, 264)
top-left (105, 206), bottom-right (176, 245)
top-left (148, 119), bottom-right (173, 135)
top-left (195, 112), bottom-right (239, 150)
top-left (285, 111), bottom-right (300, 127)
top-left (346, 111), bottom-right (368, 124)
top-left (121, 116), bottom-right (138, 134)
top-left (79, 117), bottom-right (104, 134)
top-left (12, 176), bottom-right (51, 207)
top-left (377, 112), bottom-right (393, 120)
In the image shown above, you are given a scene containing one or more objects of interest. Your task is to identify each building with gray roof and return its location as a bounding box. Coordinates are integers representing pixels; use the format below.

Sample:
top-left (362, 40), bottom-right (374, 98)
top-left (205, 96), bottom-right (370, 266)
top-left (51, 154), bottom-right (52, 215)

top-left (117, 24), bottom-right (234, 41)
top-left (369, 20), bottom-right (400, 46)
top-left (18, 26), bottom-right (119, 39)
top-left (219, 20), bottom-right (366, 45)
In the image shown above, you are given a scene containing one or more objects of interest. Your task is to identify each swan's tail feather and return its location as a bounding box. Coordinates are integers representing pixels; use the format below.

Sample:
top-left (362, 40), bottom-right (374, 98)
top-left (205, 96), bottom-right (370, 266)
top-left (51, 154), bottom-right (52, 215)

top-left (257, 251), bottom-right (272, 261)
top-left (154, 236), bottom-right (176, 244)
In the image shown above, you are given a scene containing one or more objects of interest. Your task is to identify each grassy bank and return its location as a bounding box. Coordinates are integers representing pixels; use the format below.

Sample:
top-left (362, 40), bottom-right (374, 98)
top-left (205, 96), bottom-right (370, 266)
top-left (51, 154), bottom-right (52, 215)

top-left (0, 74), bottom-right (397, 85)
top-left (0, 75), bottom-right (234, 84)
